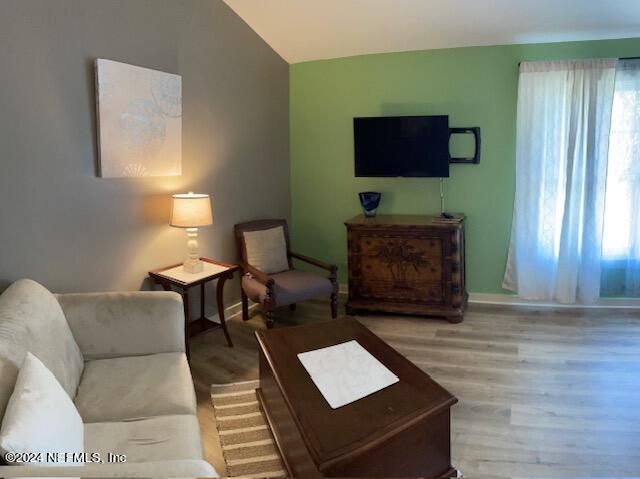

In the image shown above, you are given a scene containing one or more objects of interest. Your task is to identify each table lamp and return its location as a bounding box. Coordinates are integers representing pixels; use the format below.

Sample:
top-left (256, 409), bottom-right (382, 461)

top-left (170, 192), bottom-right (213, 273)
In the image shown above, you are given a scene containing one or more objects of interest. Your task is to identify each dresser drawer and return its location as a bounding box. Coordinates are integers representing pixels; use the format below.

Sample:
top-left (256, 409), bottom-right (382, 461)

top-left (355, 254), bottom-right (442, 283)
top-left (353, 279), bottom-right (444, 303)
top-left (354, 233), bottom-right (443, 259)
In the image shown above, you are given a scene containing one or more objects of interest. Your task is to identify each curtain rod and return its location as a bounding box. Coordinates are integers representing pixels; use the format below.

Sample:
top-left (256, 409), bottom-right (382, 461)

top-left (518, 56), bottom-right (640, 66)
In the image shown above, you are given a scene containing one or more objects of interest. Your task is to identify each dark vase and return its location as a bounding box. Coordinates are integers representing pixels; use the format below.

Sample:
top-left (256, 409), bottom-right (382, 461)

top-left (359, 192), bottom-right (381, 217)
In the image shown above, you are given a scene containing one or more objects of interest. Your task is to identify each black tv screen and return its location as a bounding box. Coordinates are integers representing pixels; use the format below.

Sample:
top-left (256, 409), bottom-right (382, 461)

top-left (354, 115), bottom-right (450, 177)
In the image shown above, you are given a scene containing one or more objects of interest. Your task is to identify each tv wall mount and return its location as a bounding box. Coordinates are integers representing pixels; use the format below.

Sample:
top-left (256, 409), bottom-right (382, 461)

top-left (449, 127), bottom-right (481, 164)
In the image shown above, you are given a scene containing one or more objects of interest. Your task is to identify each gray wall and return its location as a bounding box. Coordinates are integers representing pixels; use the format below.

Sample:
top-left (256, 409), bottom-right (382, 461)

top-left (0, 0), bottom-right (290, 310)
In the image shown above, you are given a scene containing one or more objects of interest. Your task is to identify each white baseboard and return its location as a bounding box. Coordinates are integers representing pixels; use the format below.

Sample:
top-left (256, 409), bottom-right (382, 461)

top-left (468, 293), bottom-right (640, 309)
top-left (203, 299), bottom-right (258, 324)
top-left (338, 283), bottom-right (640, 310)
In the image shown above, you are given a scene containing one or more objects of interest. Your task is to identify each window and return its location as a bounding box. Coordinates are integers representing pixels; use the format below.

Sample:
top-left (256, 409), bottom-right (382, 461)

top-left (601, 59), bottom-right (640, 296)
top-left (504, 59), bottom-right (640, 302)
top-left (602, 66), bottom-right (640, 259)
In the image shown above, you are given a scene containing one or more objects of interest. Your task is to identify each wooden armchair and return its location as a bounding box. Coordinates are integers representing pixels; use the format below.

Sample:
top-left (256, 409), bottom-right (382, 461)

top-left (234, 219), bottom-right (338, 328)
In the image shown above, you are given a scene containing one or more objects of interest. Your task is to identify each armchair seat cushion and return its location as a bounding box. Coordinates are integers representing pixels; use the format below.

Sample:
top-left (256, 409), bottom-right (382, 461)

top-left (85, 414), bottom-right (204, 463)
top-left (243, 269), bottom-right (334, 307)
top-left (75, 352), bottom-right (196, 423)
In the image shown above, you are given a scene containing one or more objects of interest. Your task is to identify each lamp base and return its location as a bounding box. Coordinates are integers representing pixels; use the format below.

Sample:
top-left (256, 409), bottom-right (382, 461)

top-left (182, 227), bottom-right (203, 273)
top-left (183, 258), bottom-right (204, 273)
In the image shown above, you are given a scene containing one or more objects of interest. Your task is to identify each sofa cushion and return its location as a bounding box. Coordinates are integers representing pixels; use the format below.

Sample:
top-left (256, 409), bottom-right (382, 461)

top-left (57, 291), bottom-right (186, 359)
top-left (243, 226), bottom-right (289, 274)
top-left (84, 414), bottom-right (204, 463)
top-left (0, 353), bottom-right (84, 465)
top-left (0, 279), bottom-right (84, 420)
top-left (242, 269), bottom-right (334, 306)
top-left (75, 352), bottom-right (196, 423)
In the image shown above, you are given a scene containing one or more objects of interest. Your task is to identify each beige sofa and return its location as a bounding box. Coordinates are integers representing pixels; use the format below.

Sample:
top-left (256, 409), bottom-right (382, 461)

top-left (0, 279), bottom-right (216, 478)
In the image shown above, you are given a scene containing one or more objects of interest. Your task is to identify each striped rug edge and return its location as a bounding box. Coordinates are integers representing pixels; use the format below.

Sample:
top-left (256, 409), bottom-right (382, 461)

top-left (211, 380), bottom-right (287, 478)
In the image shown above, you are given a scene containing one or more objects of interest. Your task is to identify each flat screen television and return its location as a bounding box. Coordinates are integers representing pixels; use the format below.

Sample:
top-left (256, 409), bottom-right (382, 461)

top-left (354, 115), bottom-right (450, 177)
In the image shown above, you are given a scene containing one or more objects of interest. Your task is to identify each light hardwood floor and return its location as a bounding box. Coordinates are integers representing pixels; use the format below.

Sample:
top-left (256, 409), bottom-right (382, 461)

top-left (190, 296), bottom-right (640, 478)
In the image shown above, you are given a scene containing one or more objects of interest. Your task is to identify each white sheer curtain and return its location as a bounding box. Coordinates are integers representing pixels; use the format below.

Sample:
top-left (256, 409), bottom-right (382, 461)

top-left (601, 59), bottom-right (640, 296)
top-left (503, 59), bottom-right (617, 303)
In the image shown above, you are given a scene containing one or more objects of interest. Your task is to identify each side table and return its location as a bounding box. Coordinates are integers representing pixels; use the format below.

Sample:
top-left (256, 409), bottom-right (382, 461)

top-left (149, 257), bottom-right (238, 359)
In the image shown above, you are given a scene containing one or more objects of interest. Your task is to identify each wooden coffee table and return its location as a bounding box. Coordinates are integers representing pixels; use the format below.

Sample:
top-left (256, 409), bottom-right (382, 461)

top-left (255, 318), bottom-right (458, 478)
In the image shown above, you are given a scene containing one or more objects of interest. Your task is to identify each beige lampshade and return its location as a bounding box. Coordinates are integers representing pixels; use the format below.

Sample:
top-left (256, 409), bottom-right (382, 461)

top-left (170, 192), bottom-right (213, 228)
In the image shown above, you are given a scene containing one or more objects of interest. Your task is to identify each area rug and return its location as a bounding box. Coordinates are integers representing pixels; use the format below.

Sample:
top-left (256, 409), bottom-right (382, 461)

top-left (211, 380), bottom-right (287, 478)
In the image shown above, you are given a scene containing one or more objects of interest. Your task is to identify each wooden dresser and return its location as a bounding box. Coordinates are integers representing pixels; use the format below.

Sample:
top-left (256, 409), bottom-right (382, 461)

top-left (345, 214), bottom-right (467, 323)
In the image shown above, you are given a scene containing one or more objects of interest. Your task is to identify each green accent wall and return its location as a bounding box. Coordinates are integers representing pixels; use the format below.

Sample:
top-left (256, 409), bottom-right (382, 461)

top-left (290, 38), bottom-right (640, 294)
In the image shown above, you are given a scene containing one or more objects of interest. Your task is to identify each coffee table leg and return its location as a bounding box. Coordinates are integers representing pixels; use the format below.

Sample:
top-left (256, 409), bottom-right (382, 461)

top-left (217, 274), bottom-right (234, 347)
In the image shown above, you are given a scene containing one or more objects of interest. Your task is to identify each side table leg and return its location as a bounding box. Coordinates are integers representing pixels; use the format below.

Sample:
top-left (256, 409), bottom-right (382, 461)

top-left (183, 290), bottom-right (191, 360)
top-left (156, 280), bottom-right (190, 360)
top-left (157, 280), bottom-right (190, 359)
top-left (200, 283), bottom-right (205, 321)
top-left (216, 274), bottom-right (234, 347)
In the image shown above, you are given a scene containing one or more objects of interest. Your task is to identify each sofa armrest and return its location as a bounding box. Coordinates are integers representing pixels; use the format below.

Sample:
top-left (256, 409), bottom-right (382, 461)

top-left (56, 292), bottom-right (185, 360)
top-left (0, 459), bottom-right (217, 477)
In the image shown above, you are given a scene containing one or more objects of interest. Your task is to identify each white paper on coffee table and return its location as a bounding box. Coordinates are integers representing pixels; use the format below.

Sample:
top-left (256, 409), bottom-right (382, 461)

top-left (297, 340), bottom-right (399, 409)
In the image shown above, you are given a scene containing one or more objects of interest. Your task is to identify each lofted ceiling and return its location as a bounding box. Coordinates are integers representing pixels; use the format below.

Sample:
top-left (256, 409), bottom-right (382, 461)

top-left (222, 0), bottom-right (640, 64)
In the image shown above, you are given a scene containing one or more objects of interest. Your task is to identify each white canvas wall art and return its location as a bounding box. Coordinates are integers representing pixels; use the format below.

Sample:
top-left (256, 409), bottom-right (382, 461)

top-left (95, 59), bottom-right (182, 177)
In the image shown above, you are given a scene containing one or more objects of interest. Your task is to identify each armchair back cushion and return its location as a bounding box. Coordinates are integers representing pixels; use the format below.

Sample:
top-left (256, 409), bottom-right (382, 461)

top-left (243, 226), bottom-right (289, 274)
top-left (0, 279), bottom-right (84, 420)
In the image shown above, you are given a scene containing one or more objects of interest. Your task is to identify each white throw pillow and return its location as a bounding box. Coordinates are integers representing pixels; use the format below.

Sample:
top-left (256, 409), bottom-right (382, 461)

top-left (0, 352), bottom-right (84, 466)
top-left (244, 226), bottom-right (290, 274)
